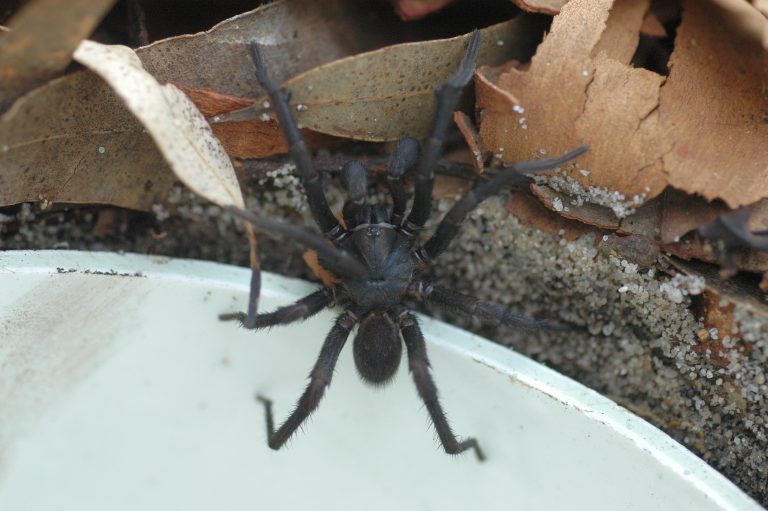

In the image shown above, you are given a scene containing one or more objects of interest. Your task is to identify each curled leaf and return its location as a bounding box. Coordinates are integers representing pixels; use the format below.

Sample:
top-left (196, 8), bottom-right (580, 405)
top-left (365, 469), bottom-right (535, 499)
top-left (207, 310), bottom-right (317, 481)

top-left (477, 0), bottom-right (768, 213)
top-left (74, 40), bottom-right (261, 311)
top-left (73, 40), bottom-right (243, 209)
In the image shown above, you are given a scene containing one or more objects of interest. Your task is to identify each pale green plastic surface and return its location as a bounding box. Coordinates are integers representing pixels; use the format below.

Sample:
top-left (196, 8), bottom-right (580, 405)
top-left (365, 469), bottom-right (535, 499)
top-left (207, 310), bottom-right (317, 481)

top-left (0, 250), bottom-right (763, 511)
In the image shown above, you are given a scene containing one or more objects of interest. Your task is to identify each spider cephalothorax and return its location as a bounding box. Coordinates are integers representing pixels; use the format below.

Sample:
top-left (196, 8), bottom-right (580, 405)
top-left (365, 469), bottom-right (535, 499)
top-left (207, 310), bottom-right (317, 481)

top-left (221, 31), bottom-right (586, 460)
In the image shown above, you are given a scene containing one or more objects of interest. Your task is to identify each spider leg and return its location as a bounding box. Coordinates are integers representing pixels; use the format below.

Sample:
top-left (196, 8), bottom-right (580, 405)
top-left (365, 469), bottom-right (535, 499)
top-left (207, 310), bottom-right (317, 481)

top-left (226, 206), bottom-right (367, 281)
top-left (341, 160), bottom-right (368, 228)
top-left (411, 281), bottom-right (565, 331)
top-left (259, 312), bottom-right (357, 450)
top-left (399, 311), bottom-right (485, 461)
top-left (403, 30), bottom-right (481, 236)
top-left (219, 288), bottom-right (334, 329)
top-left (248, 42), bottom-right (344, 240)
top-left (386, 137), bottom-right (420, 226)
top-left (418, 146), bottom-right (588, 262)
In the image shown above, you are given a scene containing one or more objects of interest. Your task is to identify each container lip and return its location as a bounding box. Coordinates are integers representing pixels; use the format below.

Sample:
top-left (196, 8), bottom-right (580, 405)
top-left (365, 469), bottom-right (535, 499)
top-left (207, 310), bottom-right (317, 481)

top-left (0, 249), bottom-right (762, 511)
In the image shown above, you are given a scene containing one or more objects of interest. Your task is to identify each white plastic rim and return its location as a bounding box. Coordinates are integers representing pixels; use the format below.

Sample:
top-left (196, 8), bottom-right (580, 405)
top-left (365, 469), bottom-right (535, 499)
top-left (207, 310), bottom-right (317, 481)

top-left (0, 250), bottom-right (763, 511)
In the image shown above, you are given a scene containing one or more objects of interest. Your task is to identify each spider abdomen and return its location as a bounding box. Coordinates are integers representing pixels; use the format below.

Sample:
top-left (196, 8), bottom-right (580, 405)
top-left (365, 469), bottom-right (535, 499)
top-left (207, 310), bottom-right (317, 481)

top-left (353, 312), bottom-right (402, 385)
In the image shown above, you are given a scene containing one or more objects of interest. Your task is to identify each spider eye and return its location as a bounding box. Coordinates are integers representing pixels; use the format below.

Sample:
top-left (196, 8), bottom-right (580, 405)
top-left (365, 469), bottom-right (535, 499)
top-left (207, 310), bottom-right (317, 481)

top-left (367, 226), bottom-right (381, 237)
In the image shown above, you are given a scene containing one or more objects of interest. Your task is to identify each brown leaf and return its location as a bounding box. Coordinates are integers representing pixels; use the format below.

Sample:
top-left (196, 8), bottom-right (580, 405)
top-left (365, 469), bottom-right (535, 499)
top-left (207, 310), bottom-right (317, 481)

top-left (210, 120), bottom-right (340, 159)
top-left (617, 196), bottom-right (661, 238)
top-left (664, 234), bottom-right (768, 274)
top-left (135, 0), bottom-right (394, 99)
top-left (530, 184), bottom-right (621, 230)
top-left (661, 0), bottom-right (768, 207)
top-left (453, 111), bottom-right (486, 174)
top-left (170, 82), bottom-right (340, 159)
top-left (0, 70), bottom-right (174, 210)
top-left (478, 0), bottom-right (667, 209)
top-left (0, 0), bottom-right (116, 111)
top-left (74, 40), bottom-right (262, 305)
top-left (509, 0), bottom-right (569, 15)
top-left (598, 233), bottom-right (661, 268)
top-left (73, 40), bottom-right (244, 209)
top-left (170, 82), bottom-right (255, 118)
top-left (661, 189), bottom-right (727, 244)
top-left (211, 120), bottom-right (288, 159)
top-left (0, 0), bottom-right (381, 210)
top-left (477, 0), bottom-right (768, 214)
top-left (228, 18), bottom-right (549, 142)
top-left (506, 190), bottom-right (592, 241)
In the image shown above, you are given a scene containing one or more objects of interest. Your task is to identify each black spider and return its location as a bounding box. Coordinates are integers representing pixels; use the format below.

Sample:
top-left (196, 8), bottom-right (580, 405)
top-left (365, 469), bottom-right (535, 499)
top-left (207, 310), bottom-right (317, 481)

top-left (221, 31), bottom-right (587, 460)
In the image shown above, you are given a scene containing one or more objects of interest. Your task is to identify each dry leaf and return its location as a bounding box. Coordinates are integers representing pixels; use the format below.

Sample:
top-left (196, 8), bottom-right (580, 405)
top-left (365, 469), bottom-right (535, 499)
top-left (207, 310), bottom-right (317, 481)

top-left (477, 0), bottom-right (768, 213)
top-left (661, 189), bottom-right (727, 244)
top-left (132, 0), bottom-right (427, 155)
top-left (73, 40), bottom-right (243, 209)
top-left (170, 82), bottom-right (256, 118)
top-left (0, 70), bottom-right (174, 210)
top-left (616, 196), bottom-right (661, 239)
top-left (478, 0), bottom-right (667, 207)
top-left (0, 0), bottom-right (405, 210)
top-left (285, 19), bottom-right (548, 141)
top-left (0, 0), bottom-right (115, 111)
top-left (505, 190), bottom-right (591, 241)
top-left (74, 40), bottom-right (262, 310)
top-left (454, 111), bottom-right (486, 174)
top-left (599, 233), bottom-right (661, 268)
top-left (530, 184), bottom-right (621, 230)
top-left (510, 0), bottom-right (570, 15)
top-left (660, 0), bottom-right (768, 206)
top-left (172, 81), bottom-right (341, 159)
top-left (135, 0), bottom-right (394, 99)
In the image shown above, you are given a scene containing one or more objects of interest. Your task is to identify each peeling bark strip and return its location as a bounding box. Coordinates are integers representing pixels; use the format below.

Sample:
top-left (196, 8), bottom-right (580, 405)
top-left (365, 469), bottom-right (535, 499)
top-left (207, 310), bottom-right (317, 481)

top-left (477, 0), bottom-right (768, 211)
top-left (661, 0), bottom-right (768, 207)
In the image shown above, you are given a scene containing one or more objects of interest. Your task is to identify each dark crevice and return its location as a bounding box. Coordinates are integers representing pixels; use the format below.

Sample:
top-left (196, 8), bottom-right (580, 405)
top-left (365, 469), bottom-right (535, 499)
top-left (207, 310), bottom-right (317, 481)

top-left (630, 0), bottom-right (683, 76)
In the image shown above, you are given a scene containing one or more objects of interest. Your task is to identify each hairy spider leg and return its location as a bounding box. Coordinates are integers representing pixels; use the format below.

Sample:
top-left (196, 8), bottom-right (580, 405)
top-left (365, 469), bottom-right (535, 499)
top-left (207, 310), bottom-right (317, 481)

top-left (386, 137), bottom-right (420, 226)
top-left (226, 206), bottom-right (366, 281)
top-left (248, 42), bottom-right (343, 241)
top-left (219, 288), bottom-right (333, 329)
top-left (410, 281), bottom-right (565, 331)
top-left (419, 146), bottom-right (588, 262)
top-left (404, 30), bottom-right (481, 236)
top-left (341, 160), bottom-right (368, 228)
top-left (257, 312), bottom-right (357, 450)
top-left (399, 311), bottom-right (485, 460)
